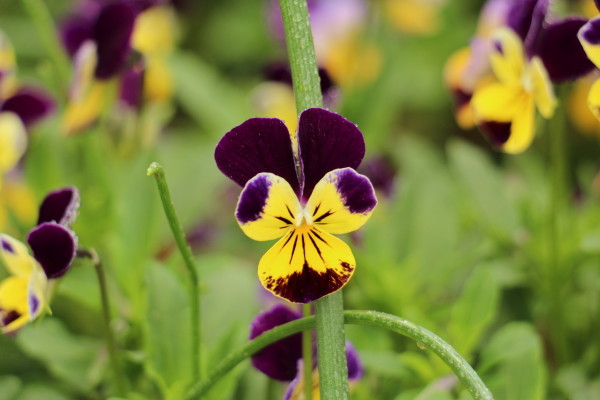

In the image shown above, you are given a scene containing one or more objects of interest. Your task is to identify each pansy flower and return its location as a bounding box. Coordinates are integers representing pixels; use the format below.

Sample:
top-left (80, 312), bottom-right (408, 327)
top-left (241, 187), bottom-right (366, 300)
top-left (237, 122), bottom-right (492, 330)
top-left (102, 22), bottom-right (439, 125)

top-left (576, 1), bottom-right (600, 122)
top-left (0, 32), bottom-right (54, 189)
top-left (249, 304), bottom-right (363, 399)
top-left (215, 108), bottom-right (377, 303)
top-left (0, 187), bottom-right (79, 333)
top-left (60, 0), bottom-right (177, 135)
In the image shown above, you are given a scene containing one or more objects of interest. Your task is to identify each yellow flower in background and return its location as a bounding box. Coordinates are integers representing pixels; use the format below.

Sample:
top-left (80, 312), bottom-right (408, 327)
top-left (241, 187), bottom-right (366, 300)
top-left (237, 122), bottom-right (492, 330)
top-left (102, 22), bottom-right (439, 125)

top-left (383, 0), bottom-right (447, 36)
top-left (471, 28), bottom-right (556, 154)
top-left (0, 180), bottom-right (37, 234)
top-left (0, 113), bottom-right (27, 187)
top-left (0, 234), bottom-right (48, 334)
top-left (569, 74), bottom-right (600, 138)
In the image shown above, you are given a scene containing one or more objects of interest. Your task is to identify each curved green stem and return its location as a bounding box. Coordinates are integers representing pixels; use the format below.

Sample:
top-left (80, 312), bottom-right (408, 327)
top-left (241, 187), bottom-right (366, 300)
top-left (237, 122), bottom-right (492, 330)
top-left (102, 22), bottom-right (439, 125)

top-left (147, 162), bottom-right (201, 382)
top-left (76, 248), bottom-right (127, 396)
top-left (184, 311), bottom-right (494, 400)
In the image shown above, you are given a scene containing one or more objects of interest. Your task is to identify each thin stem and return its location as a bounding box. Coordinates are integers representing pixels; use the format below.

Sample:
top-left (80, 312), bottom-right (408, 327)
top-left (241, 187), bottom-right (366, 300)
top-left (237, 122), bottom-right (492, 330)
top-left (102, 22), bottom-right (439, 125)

top-left (76, 248), bottom-right (127, 396)
top-left (301, 303), bottom-right (313, 400)
top-left (147, 162), bottom-right (201, 382)
top-left (278, 0), bottom-right (348, 396)
top-left (20, 0), bottom-right (72, 86)
top-left (184, 311), bottom-right (494, 400)
top-left (278, 0), bottom-right (323, 112)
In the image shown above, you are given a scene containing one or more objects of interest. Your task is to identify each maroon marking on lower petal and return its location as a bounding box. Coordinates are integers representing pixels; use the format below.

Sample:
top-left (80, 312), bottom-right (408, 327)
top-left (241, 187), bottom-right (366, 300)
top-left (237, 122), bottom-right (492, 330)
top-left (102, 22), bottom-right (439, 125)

top-left (236, 175), bottom-right (271, 224)
top-left (1, 310), bottom-right (21, 327)
top-left (479, 120), bottom-right (512, 147)
top-left (264, 261), bottom-right (352, 303)
top-left (334, 169), bottom-right (377, 214)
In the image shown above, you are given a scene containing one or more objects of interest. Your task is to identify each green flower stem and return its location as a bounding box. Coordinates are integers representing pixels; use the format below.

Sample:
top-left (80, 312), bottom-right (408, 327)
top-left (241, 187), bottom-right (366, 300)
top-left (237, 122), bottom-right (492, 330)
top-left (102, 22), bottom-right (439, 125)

top-left (301, 303), bottom-right (313, 400)
top-left (278, 0), bottom-right (348, 396)
top-left (76, 248), bottom-right (127, 396)
top-left (278, 0), bottom-right (323, 112)
top-left (20, 0), bottom-right (72, 87)
top-left (147, 162), bottom-right (201, 382)
top-left (184, 311), bottom-right (494, 400)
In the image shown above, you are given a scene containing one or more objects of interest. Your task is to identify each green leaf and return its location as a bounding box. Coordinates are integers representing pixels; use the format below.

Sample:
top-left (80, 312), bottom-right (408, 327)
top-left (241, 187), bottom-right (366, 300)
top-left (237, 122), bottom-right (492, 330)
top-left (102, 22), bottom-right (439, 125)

top-left (170, 52), bottom-right (250, 136)
top-left (0, 376), bottom-right (21, 400)
top-left (478, 323), bottom-right (546, 400)
top-left (15, 319), bottom-right (102, 392)
top-left (143, 263), bottom-right (192, 400)
top-left (16, 384), bottom-right (69, 400)
top-left (448, 140), bottom-right (519, 242)
top-left (449, 265), bottom-right (500, 357)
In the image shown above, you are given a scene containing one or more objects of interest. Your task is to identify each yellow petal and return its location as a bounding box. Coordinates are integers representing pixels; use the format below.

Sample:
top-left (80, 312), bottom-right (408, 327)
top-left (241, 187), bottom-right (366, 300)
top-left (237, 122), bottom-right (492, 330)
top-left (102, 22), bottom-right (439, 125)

top-left (2, 180), bottom-right (36, 227)
top-left (62, 81), bottom-right (107, 135)
top-left (236, 173), bottom-right (303, 241)
top-left (144, 56), bottom-right (173, 103)
top-left (0, 233), bottom-right (35, 277)
top-left (529, 57), bottom-right (556, 118)
top-left (305, 168), bottom-right (376, 235)
top-left (587, 78), bottom-right (600, 121)
top-left (502, 96), bottom-right (536, 154)
top-left (444, 47), bottom-right (471, 90)
top-left (489, 28), bottom-right (526, 86)
top-left (471, 82), bottom-right (523, 122)
top-left (259, 225), bottom-right (355, 303)
top-left (569, 76), bottom-right (600, 136)
top-left (0, 112), bottom-right (27, 173)
top-left (0, 276), bottom-right (30, 333)
top-left (132, 6), bottom-right (177, 56)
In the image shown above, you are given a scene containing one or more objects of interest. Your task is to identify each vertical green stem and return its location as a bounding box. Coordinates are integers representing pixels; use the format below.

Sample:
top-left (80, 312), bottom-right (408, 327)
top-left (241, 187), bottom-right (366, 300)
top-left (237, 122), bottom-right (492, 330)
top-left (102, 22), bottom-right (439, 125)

top-left (147, 162), bottom-right (201, 382)
top-left (20, 0), bottom-right (72, 86)
top-left (277, 0), bottom-right (323, 112)
top-left (278, 0), bottom-right (349, 397)
top-left (302, 303), bottom-right (313, 400)
top-left (77, 248), bottom-right (127, 396)
top-left (548, 88), bottom-right (568, 364)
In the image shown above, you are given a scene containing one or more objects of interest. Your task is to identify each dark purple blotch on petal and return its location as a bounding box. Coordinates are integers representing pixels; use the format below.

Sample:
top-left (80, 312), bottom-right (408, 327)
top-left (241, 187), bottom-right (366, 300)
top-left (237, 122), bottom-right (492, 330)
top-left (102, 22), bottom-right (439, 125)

top-left (37, 187), bottom-right (80, 227)
top-left (298, 108), bottom-right (365, 202)
top-left (27, 223), bottom-right (77, 279)
top-left (29, 295), bottom-right (40, 316)
top-left (215, 118), bottom-right (300, 193)
top-left (346, 341), bottom-right (363, 381)
top-left (1, 310), bottom-right (20, 327)
top-left (1, 239), bottom-right (14, 253)
top-left (334, 168), bottom-right (377, 214)
top-left (479, 120), bottom-right (511, 147)
top-left (119, 65), bottom-right (145, 109)
top-left (94, 2), bottom-right (136, 79)
top-left (536, 18), bottom-right (595, 82)
top-left (264, 260), bottom-right (352, 303)
top-left (1, 88), bottom-right (55, 127)
top-left (249, 304), bottom-right (303, 381)
top-left (236, 174), bottom-right (272, 224)
top-left (581, 18), bottom-right (600, 45)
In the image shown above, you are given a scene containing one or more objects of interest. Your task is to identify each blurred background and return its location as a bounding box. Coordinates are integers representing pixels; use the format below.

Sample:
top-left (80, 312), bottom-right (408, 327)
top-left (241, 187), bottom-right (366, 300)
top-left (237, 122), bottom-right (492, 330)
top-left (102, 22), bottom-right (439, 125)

top-left (0, 0), bottom-right (599, 399)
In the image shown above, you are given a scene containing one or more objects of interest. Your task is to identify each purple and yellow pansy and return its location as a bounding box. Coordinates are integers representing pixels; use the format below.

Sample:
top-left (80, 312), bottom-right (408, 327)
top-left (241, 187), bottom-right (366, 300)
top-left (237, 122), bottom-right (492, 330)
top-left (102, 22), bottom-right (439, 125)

top-left (0, 187), bottom-right (79, 333)
top-left (578, 2), bottom-right (600, 121)
top-left (60, 0), bottom-right (177, 135)
top-left (450, 0), bottom-right (594, 153)
top-left (215, 108), bottom-right (377, 303)
top-left (249, 304), bottom-right (363, 399)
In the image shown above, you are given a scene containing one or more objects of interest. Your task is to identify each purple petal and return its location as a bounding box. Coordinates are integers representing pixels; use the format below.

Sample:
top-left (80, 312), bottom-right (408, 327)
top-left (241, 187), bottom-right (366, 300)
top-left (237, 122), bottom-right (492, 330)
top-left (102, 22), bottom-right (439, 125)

top-left (93, 2), bottom-right (136, 79)
top-left (535, 18), bottom-right (595, 82)
top-left (358, 156), bottom-right (397, 199)
top-left (59, 0), bottom-right (103, 58)
top-left (346, 341), bottom-right (363, 381)
top-left (507, 0), bottom-right (542, 42)
top-left (581, 18), bottom-right (600, 46)
top-left (0, 88), bottom-right (55, 127)
top-left (37, 187), bottom-right (80, 227)
top-left (282, 360), bottom-right (304, 400)
top-left (119, 65), bottom-right (144, 109)
top-left (522, 0), bottom-right (548, 57)
top-left (215, 118), bottom-right (299, 193)
top-left (249, 304), bottom-right (303, 381)
top-left (27, 223), bottom-right (77, 279)
top-left (298, 108), bottom-right (365, 201)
